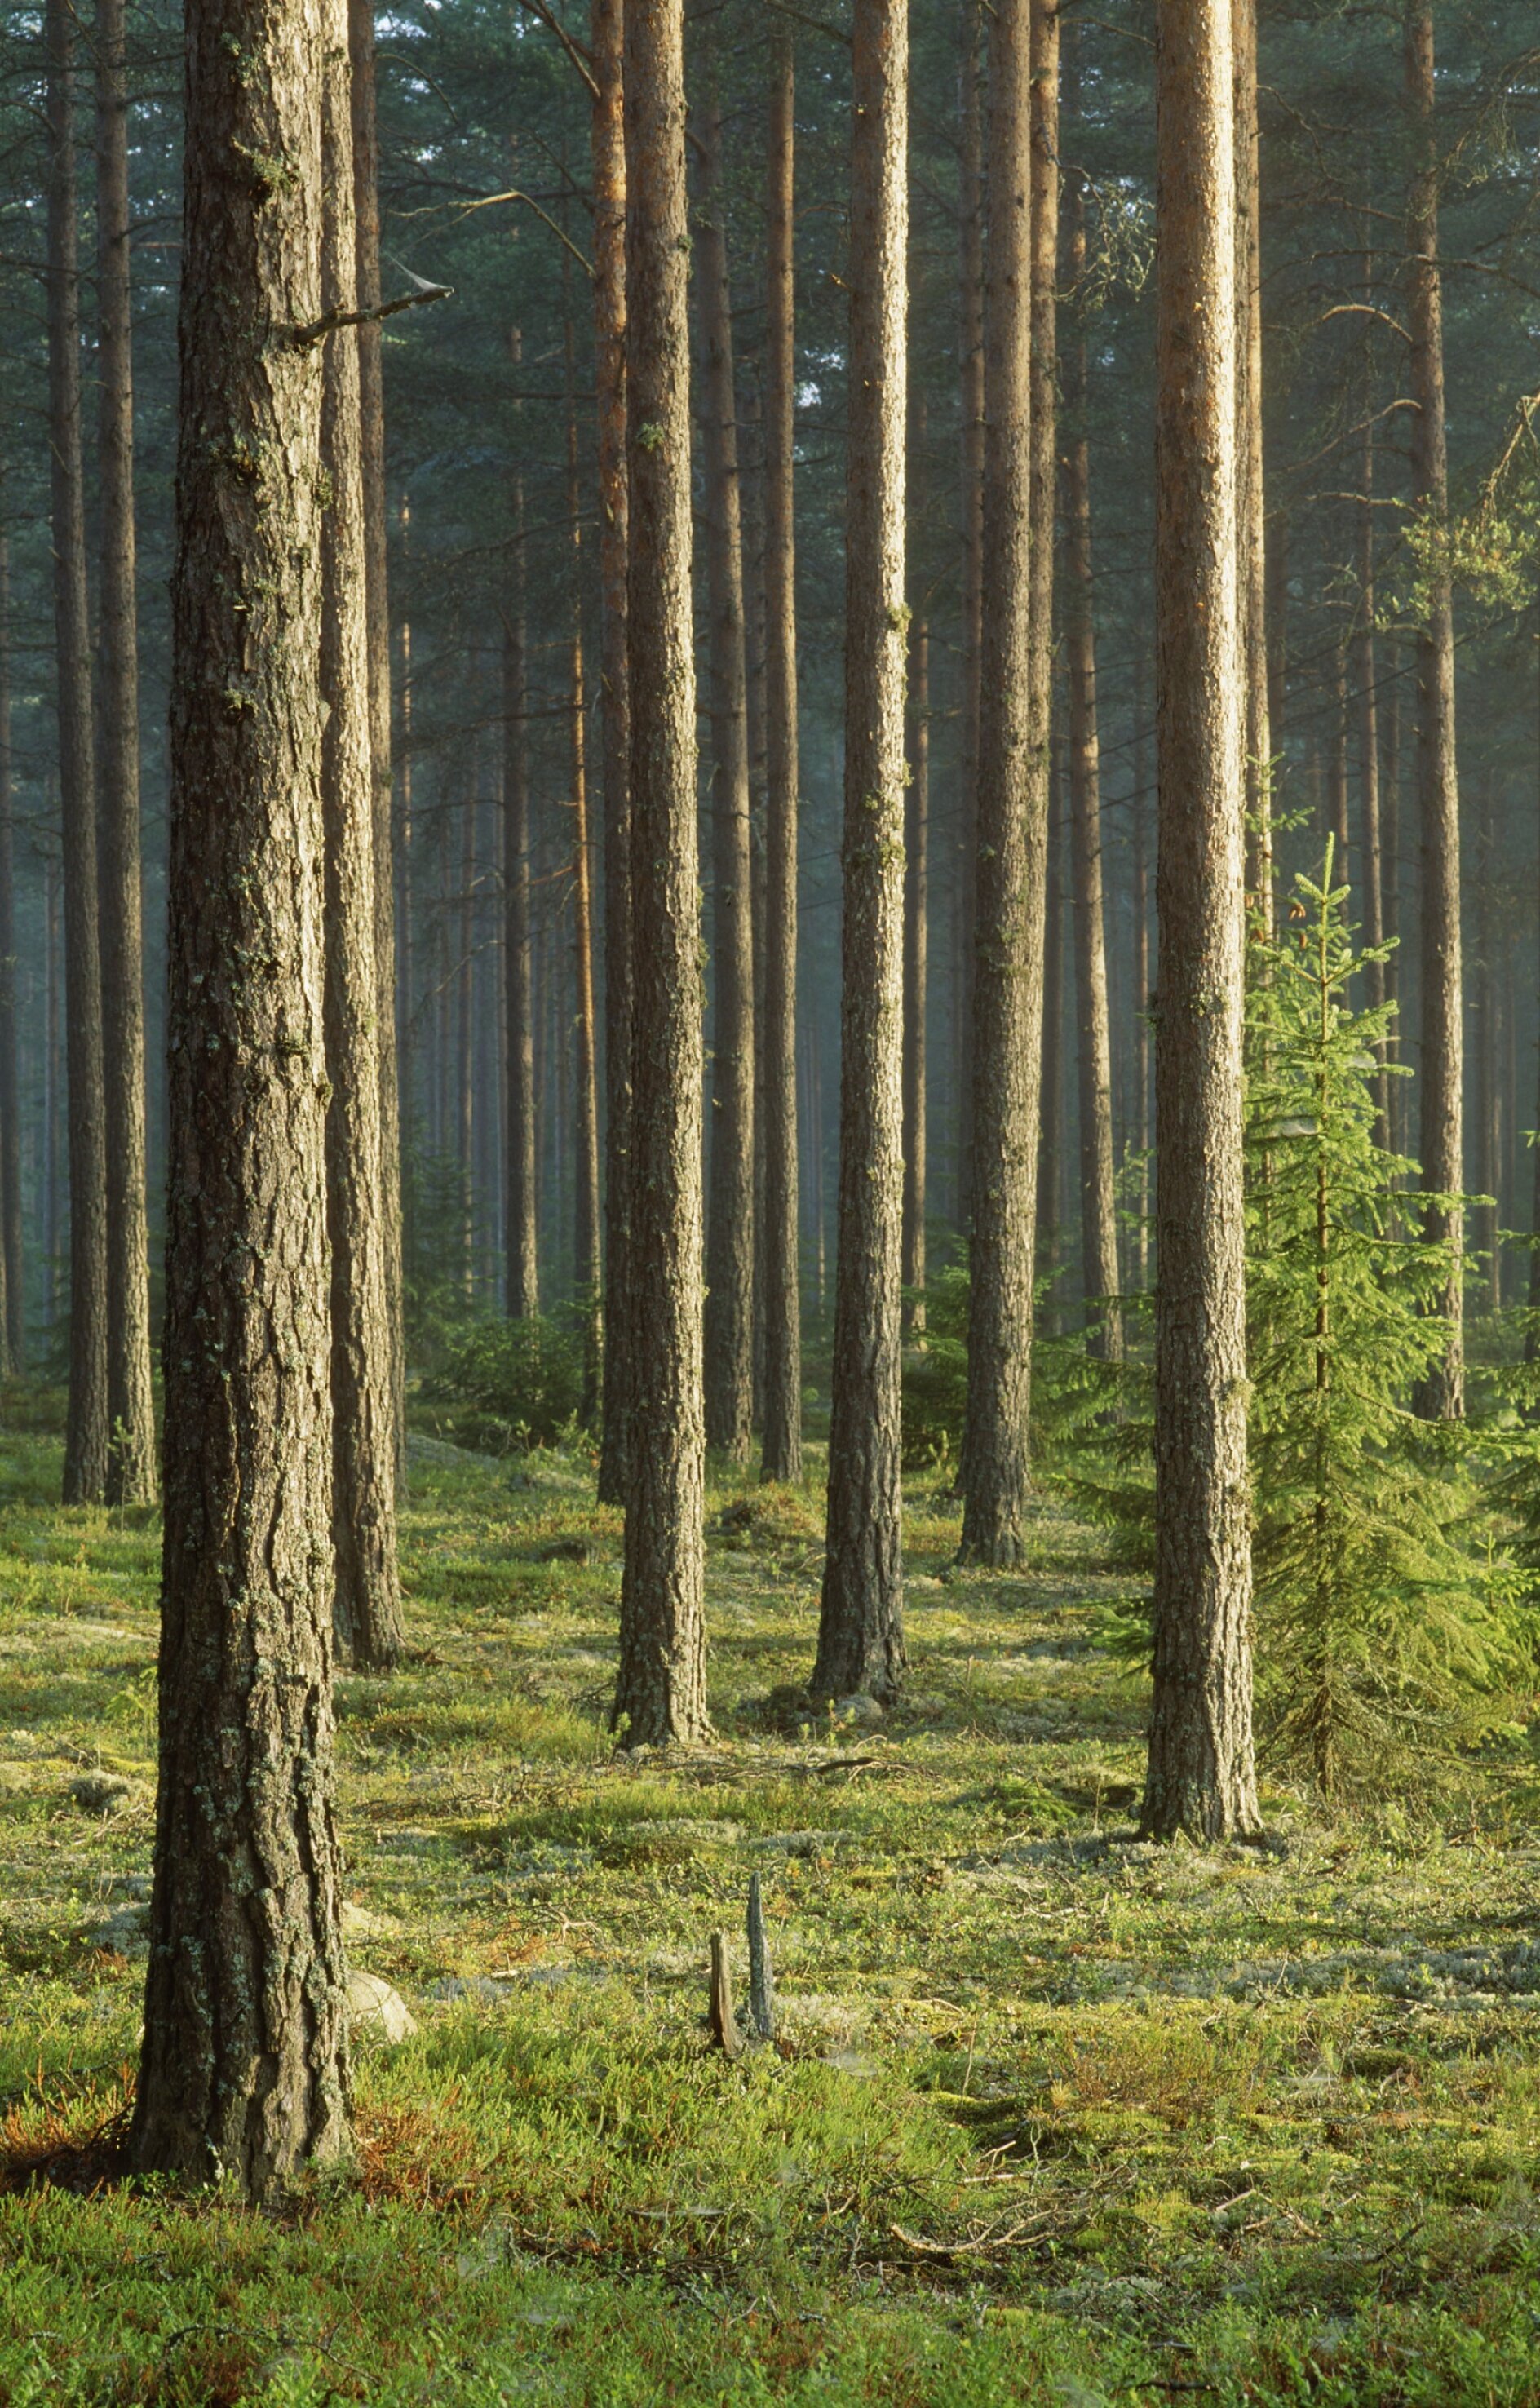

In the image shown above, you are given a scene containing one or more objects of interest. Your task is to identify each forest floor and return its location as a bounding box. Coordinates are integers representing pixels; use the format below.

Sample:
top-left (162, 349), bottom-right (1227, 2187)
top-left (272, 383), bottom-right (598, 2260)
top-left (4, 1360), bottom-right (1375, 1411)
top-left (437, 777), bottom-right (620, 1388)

top-left (2, 1390), bottom-right (1540, 2406)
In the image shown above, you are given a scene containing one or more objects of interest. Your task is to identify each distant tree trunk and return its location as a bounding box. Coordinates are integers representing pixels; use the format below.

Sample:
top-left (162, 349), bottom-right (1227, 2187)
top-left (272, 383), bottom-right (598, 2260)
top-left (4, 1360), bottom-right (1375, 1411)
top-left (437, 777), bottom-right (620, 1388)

top-left (564, 299), bottom-right (603, 1421)
top-left (1029, 3), bottom-right (1062, 1327)
top-left (591, 0), bottom-right (631, 1500)
top-left (1327, 638), bottom-right (1351, 873)
top-left (1142, 0), bottom-right (1259, 1844)
top-left (696, 55), bottom-right (755, 1465)
top-left (503, 342), bottom-right (538, 1321)
top-left (760, 29), bottom-right (803, 1484)
top-left (321, 20), bottom-right (403, 1672)
top-left (395, 498), bottom-right (415, 1155)
top-left (901, 597), bottom-right (928, 1335)
top-left (958, 0), bottom-right (1037, 1567)
top-left (1036, 799), bottom-right (1064, 1323)
top-left (46, 0), bottom-right (109, 1506)
top-left (612, 0), bottom-right (708, 1746)
top-left (954, 0), bottom-right (985, 1229)
top-left (94, 0), bottom-right (156, 1503)
top-left (1131, 697), bottom-right (1152, 1290)
top-left (1471, 781), bottom-right (1497, 1312)
top-left (812, 0), bottom-right (908, 1693)
top-left (743, 379), bottom-right (769, 1432)
top-left (1405, 0), bottom-right (1463, 1420)
top-left (131, 0), bottom-right (351, 2195)
top-left (0, 506), bottom-right (20, 1370)
top-left (1062, 147), bottom-right (1121, 1361)
top-left (350, 0), bottom-right (405, 1490)
top-left (44, 851), bottom-right (62, 1323)
top-left (1233, 0), bottom-right (1271, 932)
top-left (1357, 388), bottom-right (1389, 1145)
top-left (457, 750), bottom-right (476, 1288)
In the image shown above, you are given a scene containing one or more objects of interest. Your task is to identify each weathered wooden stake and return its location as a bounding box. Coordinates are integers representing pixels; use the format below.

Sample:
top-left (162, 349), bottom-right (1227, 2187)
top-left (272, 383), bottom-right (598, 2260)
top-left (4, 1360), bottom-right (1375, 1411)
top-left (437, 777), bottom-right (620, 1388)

top-left (708, 1929), bottom-right (741, 2060)
top-left (747, 1870), bottom-right (776, 2040)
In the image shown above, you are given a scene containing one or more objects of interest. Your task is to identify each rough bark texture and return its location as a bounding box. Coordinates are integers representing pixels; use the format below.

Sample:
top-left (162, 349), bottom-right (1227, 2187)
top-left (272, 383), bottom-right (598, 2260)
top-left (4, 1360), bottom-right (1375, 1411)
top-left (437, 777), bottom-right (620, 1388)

top-left (1405, 0), bottom-right (1463, 1421)
top-left (592, 0), bottom-right (632, 1502)
top-left (954, 0), bottom-right (985, 1228)
top-left (1143, 0), bottom-right (1259, 1844)
top-left (1062, 147), bottom-right (1121, 1360)
top-left (902, 597), bottom-right (928, 1332)
top-left (760, 30), bottom-right (803, 1485)
top-left (95, 0), bottom-right (156, 1503)
top-left (612, 0), bottom-right (708, 1748)
top-left (47, 0), bottom-right (110, 1506)
top-left (812, 0), bottom-right (908, 1698)
top-left (321, 16), bottom-right (403, 1671)
top-left (958, 0), bottom-right (1038, 1567)
top-left (502, 349), bottom-right (538, 1321)
top-left (130, 0), bottom-right (352, 2194)
top-left (696, 59), bottom-right (755, 1465)
top-left (349, 0), bottom-right (405, 1493)
top-left (1233, 0), bottom-right (1271, 931)
top-left (564, 299), bottom-right (604, 1422)
top-left (0, 511), bottom-right (20, 1370)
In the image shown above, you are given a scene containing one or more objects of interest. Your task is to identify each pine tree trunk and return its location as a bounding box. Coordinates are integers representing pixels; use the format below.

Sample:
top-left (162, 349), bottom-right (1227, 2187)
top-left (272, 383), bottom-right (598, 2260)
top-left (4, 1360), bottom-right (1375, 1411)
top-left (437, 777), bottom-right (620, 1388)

top-left (613, 0), bottom-right (708, 1747)
top-left (1062, 149), bottom-right (1121, 1361)
top-left (901, 600), bottom-right (928, 1334)
top-left (131, 0), bottom-right (351, 2194)
top-left (812, 0), bottom-right (909, 1693)
top-left (1027, 0), bottom-right (1060, 1312)
top-left (1405, 0), bottom-right (1463, 1420)
top-left (1357, 387), bottom-right (1389, 1145)
top-left (396, 500), bottom-right (415, 1157)
top-left (321, 20), bottom-right (403, 1672)
top-left (1131, 704), bottom-right (1152, 1290)
top-left (457, 756), bottom-right (476, 1290)
top-left (1036, 800), bottom-right (1064, 1325)
top-left (696, 57), bottom-right (755, 1465)
top-left (1142, 0), bottom-right (1259, 1844)
top-left (954, 0), bottom-right (985, 1230)
top-left (958, 0), bottom-right (1038, 1566)
top-left (760, 29), bottom-right (803, 1485)
top-left (1233, 0), bottom-right (1271, 932)
top-left (503, 349), bottom-right (539, 1320)
top-left (0, 509), bottom-right (20, 1370)
top-left (564, 303), bottom-right (603, 1420)
top-left (46, 0), bottom-right (109, 1506)
top-left (349, 0), bottom-right (405, 1492)
top-left (1472, 781), bottom-right (1496, 1311)
top-left (44, 854), bottom-right (62, 1325)
top-left (592, 0), bottom-right (631, 1500)
top-left (1327, 640), bottom-right (1351, 873)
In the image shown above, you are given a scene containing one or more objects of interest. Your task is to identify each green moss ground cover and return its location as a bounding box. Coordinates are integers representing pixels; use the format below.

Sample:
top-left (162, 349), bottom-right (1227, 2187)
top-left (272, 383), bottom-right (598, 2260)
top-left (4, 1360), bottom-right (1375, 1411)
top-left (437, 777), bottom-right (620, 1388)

top-left (2, 1394), bottom-right (1540, 2404)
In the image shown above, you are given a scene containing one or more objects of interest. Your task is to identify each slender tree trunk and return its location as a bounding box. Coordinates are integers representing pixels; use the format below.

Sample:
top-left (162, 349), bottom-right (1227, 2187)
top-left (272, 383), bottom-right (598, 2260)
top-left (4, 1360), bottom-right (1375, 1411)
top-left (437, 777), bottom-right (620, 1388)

top-left (563, 300), bottom-right (603, 1419)
top-left (1027, 0), bottom-right (1060, 1316)
top-left (591, 0), bottom-right (631, 1498)
top-left (348, 0), bottom-right (405, 1491)
top-left (131, 0), bottom-right (351, 2194)
top-left (1471, 782), bottom-right (1496, 1311)
top-left (696, 55), bottom-right (755, 1464)
top-left (458, 746), bottom-right (476, 1290)
top-left (954, 0), bottom-right (985, 1229)
top-left (46, 0), bottom-right (109, 1504)
top-left (1327, 638), bottom-right (1351, 873)
top-left (612, 0), bottom-right (708, 1746)
top-left (44, 849), bottom-right (62, 1326)
top-left (812, 0), bottom-right (908, 1693)
top-left (1383, 642), bottom-right (1402, 1149)
top-left (1405, 0), bottom-right (1463, 1419)
top-left (958, 0), bottom-right (1038, 1566)
top-left (1233, 0), bottom-right (1271, 932)
top-left (321, 20), bottom-right (403, 1672)
top-left (95, 0), bottom-right (156, 1502)
top-left (1062, 144), bottom-right (1121, 1360)
top-left (1142, 0), bottom-right (1259, 1844)
top-left (1131, 689), bottom-right (1152, 1289)
top-left (1357, 387), bottom-right (1389, 1144)
top-left (395, 498), bottom-right (414, 1159)
top-left (503, 343), bottom-right (538, 1321)
top-left (744, 379), bottom-right (769, 1432)
top-left (1036, 798), bottom-right (1064, 1324)
top-left (760, 29), bottom-right (803, 1483)
top-left (0, 506), bottom-right (20, 1370)
top-left (901, 595), bottom-right (928, 1335)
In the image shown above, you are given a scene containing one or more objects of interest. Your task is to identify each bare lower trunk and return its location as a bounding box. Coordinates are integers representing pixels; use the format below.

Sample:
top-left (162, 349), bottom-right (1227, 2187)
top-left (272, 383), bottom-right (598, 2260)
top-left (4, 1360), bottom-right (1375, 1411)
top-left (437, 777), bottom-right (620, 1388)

top-left (1131, 693), bottom-right (1152, 1289)
top-left (612, 0), bottom-right (708, 1747)
top-left (813, 0), bottom-right (908, 1694)
top-left (0, 512), bottom-right (20, 1368)
top-left (1233, 0), bottom-right (1271, 931)
top-left (1405, 0), bottom-right (1463, 1420)
top-left (1036, 798), bottom-right (1064, 1322)
top-left (760, 31), bottom-right (803, 1484)
top-left (131, 0), bottom-right (351, 2196)
top-left (954, 0), bottom-right (985, 1230)
top-left (902, 600), bottom-right (928, 1332)
top-left (1143, 0), bottom-right (1259, 1844)
top-left (564, 299), bottom-right (603, 1421)
top-left (503, 357), bottom-right (538, 1320)
top-left (958, 0), bottom-right (1038, 1567)
top-left (46, 0), bottom-right (109, 1506)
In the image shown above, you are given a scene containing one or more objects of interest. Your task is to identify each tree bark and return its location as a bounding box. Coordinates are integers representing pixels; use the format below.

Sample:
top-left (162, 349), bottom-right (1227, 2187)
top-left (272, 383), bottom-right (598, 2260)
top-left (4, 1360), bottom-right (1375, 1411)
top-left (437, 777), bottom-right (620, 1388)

top-left (503, 340), bottom-right (539, 1321)
top-left (812, 0), bottom-right (908, 1694)
top-left (1131, 686), bottom-right (1152, 1290)
top-left (349, 0), bottom-right (405, 1492)
top-left (760, 29), bottom-right (803, 1484)
top-left (1142, 0), bottom-right (1259, 1844)
top-left (1233, 0), bottom-right (1271, 932)
top-left (1062, 145), bottom-right (1121, 1361)
top-left (131, 0), bottom-right (351, 2195)
top-left (1036, 791), bottom-right (1064, 1323)
top-left (94, 0), bottom-right (156, 1503)
top-left (696, 55), bottom-right (755, 1465)
top-left (954, 0), bottom-right (985, 1230)
top-left (0, 507), bottom-right (20, 1370)
top-left (1357, 384), bottom-right (1389, 1145)
top-left (395, 498), bottom-right (415, 1157)
top-left (46, 0), bottom-right (109, 1506)
top-left (612, 0), bottom-right (708, 1747)
top-left (321, 17), bottom-right (404, 1672)
top-left (564, 295), bottom-right (603, 1419)
top-left (958, 0), bottom-right (1038, 1566)
top-left (1405, 0), bottom-right (1463, 1420)
top-left (901, 592), bottom-right (928, 1335)
top-left (592, 0), bottom-right (632, 1500)
top-left (1029, 15), bottom-right (1062, 1325)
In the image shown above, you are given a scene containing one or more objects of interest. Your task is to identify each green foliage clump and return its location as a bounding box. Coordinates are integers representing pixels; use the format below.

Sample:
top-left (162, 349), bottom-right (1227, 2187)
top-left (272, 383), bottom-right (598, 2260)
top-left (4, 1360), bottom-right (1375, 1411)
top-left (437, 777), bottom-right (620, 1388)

top-left (417, 1311), bottom-right (584, 1454)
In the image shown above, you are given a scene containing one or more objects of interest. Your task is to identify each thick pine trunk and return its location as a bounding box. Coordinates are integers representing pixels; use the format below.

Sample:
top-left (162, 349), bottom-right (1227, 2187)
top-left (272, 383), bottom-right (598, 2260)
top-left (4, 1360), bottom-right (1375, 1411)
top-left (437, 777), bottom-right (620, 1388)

top-left (349, 0), bottom-right (405, 1492)
top-left (612, 0), bottom-right (708, 1746)
top-left (696, 58), bottom-right (755, 1465)
top-left (954, 0), bottom-right (984, 1230)
top-left (812, 0), bottom-right (908, 1694)
top-left (503, 349), bottom-right (539, 1321)
top-left (46, 0), bottom-right (109, 1504)
top-left (1233, 0), bottom-right (1271, 931)
top-left (958, 0), bottom-right (1038, 1566)
top-left (0, 512), bottom-right (19, 1369)
top-left (321, 19), bottom-right (404, 1672)
top-left (592, 0), bottom-right (632, 1502)
top-left (95, 0), bottom-right (156, 1503)
top-left (564, 302), bottom-right (603, 1420)
top-left (1143, 0), bottom-right (1259, 1844)
top-left (760, 31), bottom-right (803, 1484)
top-left (131, 0), bottom-right (351, 2194)
top-left (1405, 0), bottom-right (1463, 1420)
